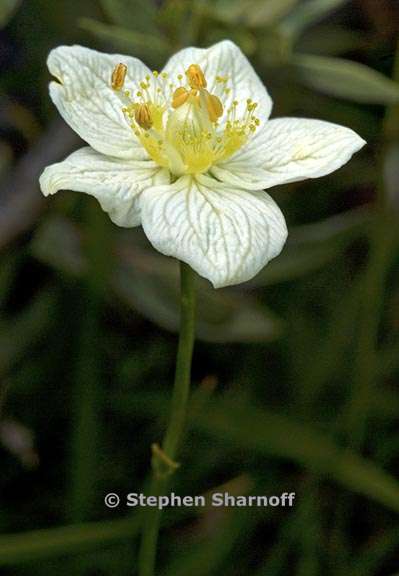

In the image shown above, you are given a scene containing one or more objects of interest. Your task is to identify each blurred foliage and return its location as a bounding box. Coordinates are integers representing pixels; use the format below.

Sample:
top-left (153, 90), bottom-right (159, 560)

top-left (0, 1), bottom-right (399, 575)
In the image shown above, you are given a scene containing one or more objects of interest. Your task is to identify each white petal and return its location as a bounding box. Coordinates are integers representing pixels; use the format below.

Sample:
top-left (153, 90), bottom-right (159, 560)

top-left (39, 147), bottom-right (169, 227)
top-left (140, 174), bottom-right (287, 288)
top-left (212, 117), bottom-right (366, 190)
top-left (162, 40), bottom-right (272, 129)
top-left (47, 45), bottom-right (151, 159)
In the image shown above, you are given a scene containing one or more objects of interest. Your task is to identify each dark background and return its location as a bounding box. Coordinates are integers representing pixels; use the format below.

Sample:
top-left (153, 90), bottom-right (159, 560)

top-left (1, 0), bottom-right (399, 574)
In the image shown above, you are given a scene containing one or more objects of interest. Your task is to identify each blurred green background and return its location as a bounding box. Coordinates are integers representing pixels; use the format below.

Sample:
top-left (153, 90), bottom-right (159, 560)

top-left (1, 0), bottom-right (399, 574)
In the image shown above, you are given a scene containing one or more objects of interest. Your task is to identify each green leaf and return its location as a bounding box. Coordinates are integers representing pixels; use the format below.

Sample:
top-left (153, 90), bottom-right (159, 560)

top-left (0, 517), bottom-right (140, 566)
top-left (100, 0), bottom-right (158, 33)
top-left (281, 0), bottom-right (350, 39)
top-left (193, 400), bottom-right (399, 514)
top-left (79, 17), bottom-right (170, 61)
top-left (292, 54), bottom-right (399, 104)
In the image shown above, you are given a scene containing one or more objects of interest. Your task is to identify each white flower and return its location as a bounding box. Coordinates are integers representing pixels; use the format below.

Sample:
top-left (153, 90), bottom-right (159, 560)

top-left (39, 41), bottom-right (365, 288)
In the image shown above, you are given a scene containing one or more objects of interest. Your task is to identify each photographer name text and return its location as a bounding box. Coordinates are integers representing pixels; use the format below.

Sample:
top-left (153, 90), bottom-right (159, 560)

top-left (104, 492), bottom-right (296, 509)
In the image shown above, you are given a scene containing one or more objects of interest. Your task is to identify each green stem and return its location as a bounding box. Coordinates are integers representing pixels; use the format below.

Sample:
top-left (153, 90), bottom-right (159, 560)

top-left (138, 261), bottom-right (196, 576)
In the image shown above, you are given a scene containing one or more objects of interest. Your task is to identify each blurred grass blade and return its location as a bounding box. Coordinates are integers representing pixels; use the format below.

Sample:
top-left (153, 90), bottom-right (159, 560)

top-left (0, 517), bottom-right (140, 566)
top-left (79, 17), bottom-right (170, 59)
top-left (164, 508), bottom-right (256, 576)
top-left (68, 205), bottom-right (111, 524)
top-left (0, 251), bottom-right (19, 308)
top-left (248, 0), bottom-right (299, 26)
top-left (255, 481), bottom-right (321, 576)
top-left (194, 401), bottom-right (399, 514)
top-left (384, 143), bottom-right (399, 211)
top-left (32, 218), bottom-right (282, 343)
top-left (348, 529), bottom-right (399, 576)
top-left (297, 25), bottom-right (365, 56)
top-left (113, 390), bottom-right (399, 515)
top-left (100, 0), bottom-right (158, 33)
top-left (281, 0), bottom-right (350, 39)
top-left (0, 290), bottom-right (56, 378)
top-left (115, 252), bottom-right (282, 343)
top-left (292, 54), bottom-right (399, 104)
top-left (248, 207), bottom-right (372, 287)
top-left (287, 206), bottom-right (371, 244)
top-left (0, 141), bottom-right (13, 176)
top-left (214, 0), bottom-right (300, 27)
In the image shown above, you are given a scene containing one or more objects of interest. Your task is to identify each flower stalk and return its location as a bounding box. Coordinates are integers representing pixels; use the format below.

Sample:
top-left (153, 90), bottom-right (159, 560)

top-left (138, 261), bottom-right (196, 576)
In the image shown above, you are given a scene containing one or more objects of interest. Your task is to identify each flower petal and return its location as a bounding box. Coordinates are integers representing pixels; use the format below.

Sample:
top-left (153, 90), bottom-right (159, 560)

top-left (163, 40), bottom-right (272, 129)
top-left (140, 174), bottom-right (287, 288)
top-left (47, 45), bottom-right (151, 159)
top-left (39, 147), bottom-right (169, 227)
top-left (211, 117), bottom-right (366, 190)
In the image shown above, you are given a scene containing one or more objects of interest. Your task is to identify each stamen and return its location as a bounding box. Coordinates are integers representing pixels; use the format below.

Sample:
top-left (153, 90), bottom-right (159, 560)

top-left (111, 63), bottom-right (127, 91)
top-left (203, 91), bottom-right (223, 123)
top-left (135, 103), bottom-right (153, 130)
top-left (172, 87), bottom-right (190, 109)
top-left (112, 59), bottom-right (260, 175)
top-left (186, 64), bottom-right (207, 89)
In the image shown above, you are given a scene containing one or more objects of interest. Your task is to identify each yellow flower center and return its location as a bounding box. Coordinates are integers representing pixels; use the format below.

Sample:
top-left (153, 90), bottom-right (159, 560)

top-left (111, 63), bottom-right (260, 176)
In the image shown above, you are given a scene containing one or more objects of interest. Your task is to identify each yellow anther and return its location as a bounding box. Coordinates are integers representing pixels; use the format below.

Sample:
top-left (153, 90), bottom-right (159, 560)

top-left (161, 72), bottom-right (168, 79)
top-left (172, 86), bottom-right (190, 109)
top-left (111, 63), bottom-right (127, 91)
top-left (186, 64), bottom-right (207, 89)
top-left (140, 81), bottom-right (148, 90)
top-left (135, 103), bottom-right (153, 130)
top-left (153, 70), bottom-right (159, 77)
top-left (177, 74), bottom-right (183, 80)
top-left (203, 91), bottom-right (223, 123)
